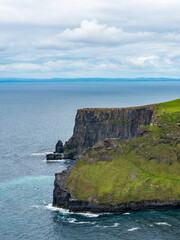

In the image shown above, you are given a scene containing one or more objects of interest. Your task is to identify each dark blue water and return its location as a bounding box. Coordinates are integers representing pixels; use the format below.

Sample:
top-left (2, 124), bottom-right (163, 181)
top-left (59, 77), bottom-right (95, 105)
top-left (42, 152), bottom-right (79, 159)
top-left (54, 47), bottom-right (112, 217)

top-left (0, 81), bottom-right (180, 240)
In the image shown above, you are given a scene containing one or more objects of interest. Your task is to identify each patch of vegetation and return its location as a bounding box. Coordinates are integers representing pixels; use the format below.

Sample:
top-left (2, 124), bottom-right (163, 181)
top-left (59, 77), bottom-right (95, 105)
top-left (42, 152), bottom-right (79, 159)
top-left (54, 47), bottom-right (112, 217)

top-left (160, 99), bottom-right (180, 113)
top-left (155, 98), bottom-right (180, 125)
top-left (66, 99), bottom-right (180, 204)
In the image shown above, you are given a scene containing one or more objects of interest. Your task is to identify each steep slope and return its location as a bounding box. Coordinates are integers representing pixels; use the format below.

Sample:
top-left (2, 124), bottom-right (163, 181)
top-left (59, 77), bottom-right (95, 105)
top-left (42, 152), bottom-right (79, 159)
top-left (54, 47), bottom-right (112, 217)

top-left (64, 105), bottom-right (154, 156)
top-left (53, 99), bottom-right (180, 213)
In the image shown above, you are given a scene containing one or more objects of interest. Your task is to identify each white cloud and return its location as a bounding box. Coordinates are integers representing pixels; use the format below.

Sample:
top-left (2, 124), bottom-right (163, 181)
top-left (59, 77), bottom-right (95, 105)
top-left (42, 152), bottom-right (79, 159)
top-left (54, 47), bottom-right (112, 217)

top-left (37, 20), bottom-right (154, 49)
top-left (0, 0), bottom-right (101, 26)
top-left (0, 63), bottom-right (48, 72)
top-left (0, 59), bottom-right (89, 73)
top-left (60, 20), bottom-right (153, 45)
top-left (127, 56), bottom-right (159, 67)
top-left (36, 19), bottom-right (180, 57)
top-left (0, 0), bottom-right (180, 31)
top-left (0, 0), bottom-right (180, 78)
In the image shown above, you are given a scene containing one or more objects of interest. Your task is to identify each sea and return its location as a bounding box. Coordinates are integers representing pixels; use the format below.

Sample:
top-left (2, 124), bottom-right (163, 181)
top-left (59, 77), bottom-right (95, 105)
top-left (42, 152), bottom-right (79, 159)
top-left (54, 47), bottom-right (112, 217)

top-left (0, 80), bottom-right (180, 240)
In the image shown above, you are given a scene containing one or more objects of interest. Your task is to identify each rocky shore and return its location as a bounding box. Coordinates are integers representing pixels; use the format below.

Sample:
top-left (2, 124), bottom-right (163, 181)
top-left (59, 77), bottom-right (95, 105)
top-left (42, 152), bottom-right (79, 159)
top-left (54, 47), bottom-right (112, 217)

top-left (46, 140), bottom-right (75, 161)
top-left (51, 99), bottom-right (180, 213)
top-left (53, 168), bottom-right (180, 213)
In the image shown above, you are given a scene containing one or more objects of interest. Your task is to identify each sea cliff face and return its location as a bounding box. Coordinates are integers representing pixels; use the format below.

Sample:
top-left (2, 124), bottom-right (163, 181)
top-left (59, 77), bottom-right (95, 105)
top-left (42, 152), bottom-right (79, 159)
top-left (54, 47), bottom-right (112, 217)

top-left (64, 105), bottom-right (155, 156)
top-left (53, 99), bottom-right (180, 213)
top-left (53, 167), bottom-right (73, 208)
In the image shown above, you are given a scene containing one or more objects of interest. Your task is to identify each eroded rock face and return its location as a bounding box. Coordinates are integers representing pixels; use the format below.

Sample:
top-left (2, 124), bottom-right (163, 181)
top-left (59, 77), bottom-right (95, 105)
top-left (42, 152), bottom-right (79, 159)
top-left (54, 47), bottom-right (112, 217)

top-left (55, 140), bottom-right (64, 153)
top-left (52, 100), bottom-right (180, 213)
top-left (64, 105), bottom-right (155, 156)
top-left (53, 167), bottom-right (73, 208)
top-left (46, 140), bottom-right (75, 160)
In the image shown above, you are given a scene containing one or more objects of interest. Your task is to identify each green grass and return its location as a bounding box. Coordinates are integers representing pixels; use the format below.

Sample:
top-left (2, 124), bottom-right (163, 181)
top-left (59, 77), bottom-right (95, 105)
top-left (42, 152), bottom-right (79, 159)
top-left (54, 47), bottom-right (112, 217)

top-left (160, 99), bottom-right (180, 113)
top-left (66, 134), bottom-right (180, 204)
top-left (155, 99), bottom-right (180, 125)
top-left (66, 99), bottom-right (180, 204)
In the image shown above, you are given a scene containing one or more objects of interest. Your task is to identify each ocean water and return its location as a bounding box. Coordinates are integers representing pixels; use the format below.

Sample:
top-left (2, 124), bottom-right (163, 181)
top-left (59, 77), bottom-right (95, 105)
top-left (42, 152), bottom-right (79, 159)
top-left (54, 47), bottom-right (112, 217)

top-left (0, 81), bottom-right (180, 240)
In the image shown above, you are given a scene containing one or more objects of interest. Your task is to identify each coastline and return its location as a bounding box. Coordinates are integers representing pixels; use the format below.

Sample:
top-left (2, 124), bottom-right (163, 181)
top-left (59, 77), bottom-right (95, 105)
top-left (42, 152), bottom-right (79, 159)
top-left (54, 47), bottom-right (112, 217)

top-left (53, 168), bottom-right (180, 214)
top-left (52, 99), bottom-right (180, 214)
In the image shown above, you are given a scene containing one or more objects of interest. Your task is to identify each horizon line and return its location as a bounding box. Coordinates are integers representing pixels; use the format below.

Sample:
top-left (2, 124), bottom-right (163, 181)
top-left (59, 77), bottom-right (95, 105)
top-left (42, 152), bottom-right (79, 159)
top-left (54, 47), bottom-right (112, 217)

top-left (0, 77), bottom-right (180, 83)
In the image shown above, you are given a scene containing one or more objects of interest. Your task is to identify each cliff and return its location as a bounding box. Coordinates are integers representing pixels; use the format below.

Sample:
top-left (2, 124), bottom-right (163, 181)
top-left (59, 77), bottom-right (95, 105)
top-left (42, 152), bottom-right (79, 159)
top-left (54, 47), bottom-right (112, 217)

top-left (53, 99), bottom-right (180, 213)
top-left (64, 104), bottom-right (155, 157)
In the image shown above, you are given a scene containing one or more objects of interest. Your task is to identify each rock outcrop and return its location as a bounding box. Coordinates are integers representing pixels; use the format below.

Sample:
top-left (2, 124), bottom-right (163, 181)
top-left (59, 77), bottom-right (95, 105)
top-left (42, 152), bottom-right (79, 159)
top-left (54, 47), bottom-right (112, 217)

top-left (52, 99), bottom-right (180, 213)
top-left (55, 140), bottom-right (64, 153)
top-left (46, 152), bottom-right (74, 161)
top-left (53, 168), bottom-right (180, 213)
top-left (46, 139), bottom-right (74, 161)
top-left (53, 167), bottom-right (73, 208)
top-left (64, 104), bottom-right (155, 156)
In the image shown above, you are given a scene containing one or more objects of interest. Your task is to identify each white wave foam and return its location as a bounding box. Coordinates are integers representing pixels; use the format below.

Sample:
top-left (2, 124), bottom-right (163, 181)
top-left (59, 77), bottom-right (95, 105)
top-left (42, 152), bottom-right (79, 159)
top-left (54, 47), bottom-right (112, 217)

top-left (45, 204), bottom-right (70, 214)
top-left (77, 212), bottom-right (100, 218)
top-left (155, 222), bottom-right (171, 227)
top-left (123, 212), bottom-right (131, 215)
top-left (127, 227), bottom-right (140, 232)
top-left (68, 218), bottom-right (76, 223)
top-left (94, 224), bottom-right (99, 227)
top-left (45, 204), bottom-right (99, 225)
top-left (78, 221), bottom-right (96, 224)
top-left (45, 204), bottom-right (112, 218)
top-left (32, 152), bottom-right (53, 156)
top-left (96, 223), bottom-right (120, 228)
top-left (113, 223), bottom-right (119, 227)
top-left (69, 220), bottom-right (96, 225)
top-left (32, 153), bottom-right (46, 156)
top-left (46, 160), bottom-right (68, 163)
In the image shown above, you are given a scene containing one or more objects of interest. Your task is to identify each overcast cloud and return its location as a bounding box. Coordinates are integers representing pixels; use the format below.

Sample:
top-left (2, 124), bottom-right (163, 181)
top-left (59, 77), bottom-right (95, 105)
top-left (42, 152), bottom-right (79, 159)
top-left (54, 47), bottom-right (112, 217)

top-left (0, 0), bottom-right (180, 78)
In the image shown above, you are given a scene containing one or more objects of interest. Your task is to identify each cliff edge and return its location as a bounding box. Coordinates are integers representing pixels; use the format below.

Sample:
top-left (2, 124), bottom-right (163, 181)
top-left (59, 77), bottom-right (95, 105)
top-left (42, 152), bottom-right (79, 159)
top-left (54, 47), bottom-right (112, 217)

top-left (64, 104), bottom-right (155, 157)
top-left (53, 99), bottom-right (180, 213)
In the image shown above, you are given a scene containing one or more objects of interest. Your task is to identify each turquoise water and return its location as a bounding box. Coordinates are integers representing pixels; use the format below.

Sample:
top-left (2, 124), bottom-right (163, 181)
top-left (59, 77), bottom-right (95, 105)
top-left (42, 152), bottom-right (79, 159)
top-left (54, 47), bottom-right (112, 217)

top-left (0, 81), bottom-right (180, 240)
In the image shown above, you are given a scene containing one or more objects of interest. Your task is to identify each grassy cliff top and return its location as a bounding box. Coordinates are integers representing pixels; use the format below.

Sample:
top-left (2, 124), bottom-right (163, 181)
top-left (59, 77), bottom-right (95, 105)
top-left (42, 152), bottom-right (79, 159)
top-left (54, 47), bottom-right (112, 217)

top-left (76, 98), bottom-right (180, 113)
top-left (158, 99), bottom-right (180, 113)
top-left (66, 99), bottom-right (180, 204)
top-left (77, 104), bottom-right (155, 113)
top-left (155, 98), bottom-right (180, 125)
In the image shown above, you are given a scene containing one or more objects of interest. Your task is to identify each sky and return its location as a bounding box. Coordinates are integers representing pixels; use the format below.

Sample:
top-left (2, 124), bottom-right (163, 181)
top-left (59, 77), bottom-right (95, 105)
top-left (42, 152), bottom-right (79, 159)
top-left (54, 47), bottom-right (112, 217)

top-left (0, 0), bottom-right (180, 79)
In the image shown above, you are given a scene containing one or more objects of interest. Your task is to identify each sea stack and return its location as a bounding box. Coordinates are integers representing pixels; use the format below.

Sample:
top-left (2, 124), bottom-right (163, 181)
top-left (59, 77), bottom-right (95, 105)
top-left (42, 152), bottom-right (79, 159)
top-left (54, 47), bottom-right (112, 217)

top-left (55, 140), bottom-right (64, 153)
top-left (46, 139), bottom-right (75, 161)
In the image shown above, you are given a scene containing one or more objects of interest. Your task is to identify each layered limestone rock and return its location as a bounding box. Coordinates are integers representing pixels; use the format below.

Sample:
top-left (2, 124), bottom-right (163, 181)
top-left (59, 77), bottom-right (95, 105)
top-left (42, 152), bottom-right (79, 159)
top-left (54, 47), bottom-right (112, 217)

top-left (64, 105), bottom-right (155, 156)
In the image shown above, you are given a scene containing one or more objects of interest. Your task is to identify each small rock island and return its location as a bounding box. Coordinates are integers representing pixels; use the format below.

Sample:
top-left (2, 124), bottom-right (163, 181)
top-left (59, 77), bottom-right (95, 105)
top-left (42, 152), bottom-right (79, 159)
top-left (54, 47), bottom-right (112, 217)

top-left (46, 140), bottom-right (74, 161)
top-left (52, 99), bottom-right (180, 213)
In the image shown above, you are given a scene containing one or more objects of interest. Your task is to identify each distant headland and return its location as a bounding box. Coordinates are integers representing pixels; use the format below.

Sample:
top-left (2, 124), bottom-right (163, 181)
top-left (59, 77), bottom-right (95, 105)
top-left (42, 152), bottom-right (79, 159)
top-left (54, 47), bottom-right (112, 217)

top-left (1, 78), bottom-right (180, 83)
